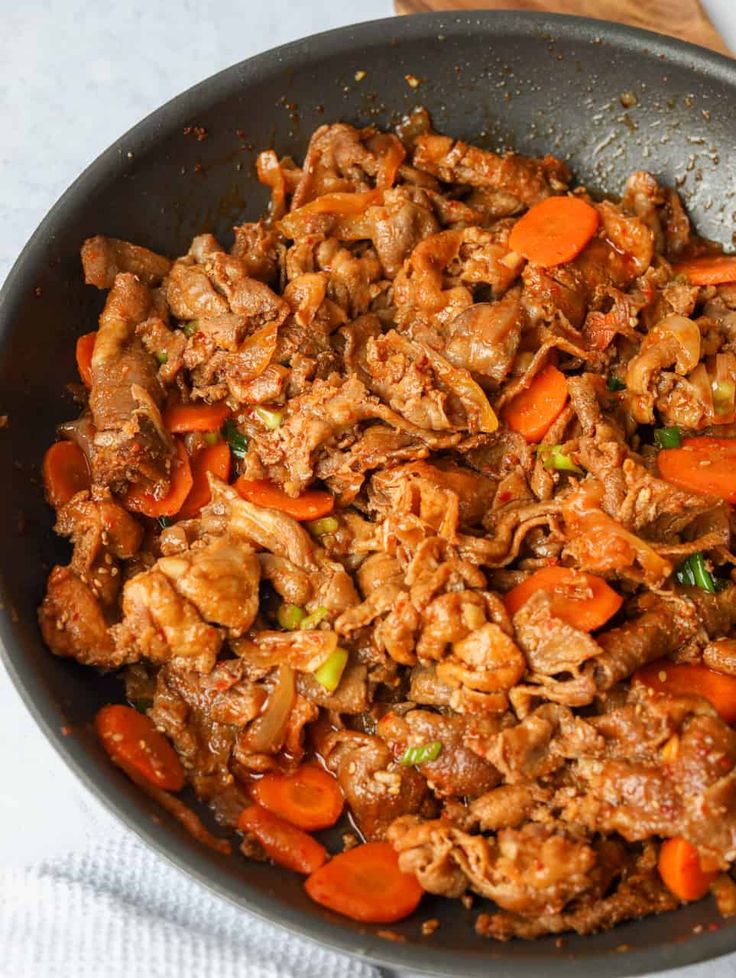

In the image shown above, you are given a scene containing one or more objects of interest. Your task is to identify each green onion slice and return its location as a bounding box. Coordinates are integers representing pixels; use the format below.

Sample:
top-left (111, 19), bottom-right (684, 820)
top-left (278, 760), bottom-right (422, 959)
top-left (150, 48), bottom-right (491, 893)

top-left (154, 350), bottom-right (168, 365)
top-left (606, 375), bottom-right (626, 392)
top-left (277, 603), bottom-right (306, 631)
top-left (203, 431), bottom-right (219, 446)
top-left (713, 380), bottom-right (736, 416)
top-left (182, 321), bottom-right (198, 338)
top-left (254, 405), bottom-right (284, 430)
top-left (313, 647), bottom-right (348, 693)
top-left (157, 516), bottom-right (171, 529)
top-left (538, 445), bottom-right (583, 474)
top-left (222, 419), bottom-right (248, 460)
top-left (307, 516), bottom-right (339, 536)
top-left (654, 426), bottom-right (682, 449)
top-left (399, 740), bottom-right (443, 766)
top-left (300, 606), bottom-right (329, 630)
top-left (675, 552), bottom-right (717, 593)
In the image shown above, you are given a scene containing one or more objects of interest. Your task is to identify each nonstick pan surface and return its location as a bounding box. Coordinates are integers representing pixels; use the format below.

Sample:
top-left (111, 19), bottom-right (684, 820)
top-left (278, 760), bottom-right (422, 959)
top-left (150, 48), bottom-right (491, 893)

top-left (2, 11), bottom-right (736, 977)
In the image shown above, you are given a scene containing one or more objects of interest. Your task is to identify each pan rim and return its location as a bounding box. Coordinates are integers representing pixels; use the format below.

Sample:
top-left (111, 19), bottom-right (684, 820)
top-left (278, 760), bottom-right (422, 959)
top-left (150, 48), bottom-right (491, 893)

top-left (2, 10), bottom-right (736, 977)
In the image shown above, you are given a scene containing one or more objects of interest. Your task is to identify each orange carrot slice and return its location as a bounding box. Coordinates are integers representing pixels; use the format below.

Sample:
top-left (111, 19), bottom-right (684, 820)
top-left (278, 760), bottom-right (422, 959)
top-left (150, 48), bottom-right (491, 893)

top-left (657, 437), bottom-right (736, 503)
top-left (658, 837), bottom-right (718, 902)
top-left (673, 255), bottom-right (736, 286)
top-left (250, 765), bottom-right (344, 831)
top-left (502, 364), bottom-right (569, 443)
top-left (178, 442), bottom-right (231, 518)
top-left (508, 196), bottom-right (599, 267)
top-left (504, 566), bottom-right (622, 632)
top-left (233, 477), bottom-right (334, 521)
top-left (162, 402), bottom-right (230, 433)
top-left (76, 331), bottom-right (97, 388)
top-left (125, 439), bottom-right (193, 518)
top-left (238, 803), bottom-right (327, 875)
top-left (305, 841), bottom-right (423, 923)
top-left (42, 441), bottom-right (91, 508)
top-left (95, 704), bottom-right (185, 791)
top-left (633, 660), bottom-right (736, 724)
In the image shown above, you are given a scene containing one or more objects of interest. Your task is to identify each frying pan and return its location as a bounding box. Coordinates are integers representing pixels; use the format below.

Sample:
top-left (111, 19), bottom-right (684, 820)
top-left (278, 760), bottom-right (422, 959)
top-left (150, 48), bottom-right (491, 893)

top-left (1, 11), bottom-right (736, 977)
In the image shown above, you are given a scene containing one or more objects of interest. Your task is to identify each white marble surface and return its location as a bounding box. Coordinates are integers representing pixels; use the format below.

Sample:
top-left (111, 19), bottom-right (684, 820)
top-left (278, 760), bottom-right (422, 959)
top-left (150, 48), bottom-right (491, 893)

top-left (2, 0), bottom-right (736, 972)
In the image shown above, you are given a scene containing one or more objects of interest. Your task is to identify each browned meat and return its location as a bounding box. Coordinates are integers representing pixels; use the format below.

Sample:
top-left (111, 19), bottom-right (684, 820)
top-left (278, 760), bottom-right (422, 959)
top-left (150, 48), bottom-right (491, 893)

top-left (38, 565), bottom-right (124, 668)
top-left (327, 732), bottom-right (429, 839)
top-left (89, 273), bottom-right (172, 489)
top-left (412, 133), bottom-right (569, 206)
top-left (39, 113), bottom-right (736, 942)
top-left (81, 235), bottom-right (171, 289)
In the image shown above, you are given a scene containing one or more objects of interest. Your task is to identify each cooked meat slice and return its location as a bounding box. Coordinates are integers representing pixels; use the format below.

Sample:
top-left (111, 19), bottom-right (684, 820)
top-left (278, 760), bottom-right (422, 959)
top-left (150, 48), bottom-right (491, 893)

top-left (367, 186), bottom-right (439, 277)
top-left (412, 133), bottom-right (569, 206)
top-left (113, 568), bottom-right (221, 673)
top-left (202, 478), bottom-right (316, 569)
top-left (165, 258), bottom-right (229, 320)
top-left (257, 554), bottom-right (311, 606)
top-left (378, 709), bottom-right (501, 799)
top-left (389, 816), bottom-right (597, 915)
top-left (477, 844), bottom-right (674, 939)
top-left (291, 123), bottom-right (378, 208)
top-left (38, 565), bottom-right (123, 668)
top-left (136, 316), bottom-right (186, 385)
top-left (156, 538), bottom-right (260, 635)
top-left (327, 732), bottom-right (429, 840)
top-left (594, 598), bottom-right (680, 689)
top-left (441, 289), bottom-right (522, 388)
top-left (469, 785), bottom-right (542, 831)
top-left (204, 253), bottom-right (289, 326)
top-left (54, 491), bottom-right (143, 605)
top-left (89, 273), bottom-right (171, 489)
top-left (230, 221), bottom-right (281, 283)
top-left (512, 590), bottom-right (601, 676)
top-left (81, 235), bottom-right (171, 289)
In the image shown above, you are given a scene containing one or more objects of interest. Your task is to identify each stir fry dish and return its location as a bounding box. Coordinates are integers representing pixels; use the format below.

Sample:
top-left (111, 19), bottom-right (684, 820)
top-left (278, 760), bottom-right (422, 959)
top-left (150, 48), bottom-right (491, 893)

top-left (38, 111), bottom-right (736, 939)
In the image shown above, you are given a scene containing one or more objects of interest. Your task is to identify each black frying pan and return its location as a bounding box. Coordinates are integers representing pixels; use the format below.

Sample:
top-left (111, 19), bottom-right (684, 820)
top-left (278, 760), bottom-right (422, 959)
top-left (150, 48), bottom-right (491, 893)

top-left (1, 12), bottom-right (736, 976)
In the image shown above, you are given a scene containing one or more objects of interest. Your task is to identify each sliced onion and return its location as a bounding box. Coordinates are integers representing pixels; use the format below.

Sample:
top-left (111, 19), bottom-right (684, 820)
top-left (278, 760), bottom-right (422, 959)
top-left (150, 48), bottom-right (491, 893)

top-left (650, 314), bottom-right (702, 374)
top-left (242, 663), bottom-right (296, 754)
top-left (711, 352), bottom-right (736, 421)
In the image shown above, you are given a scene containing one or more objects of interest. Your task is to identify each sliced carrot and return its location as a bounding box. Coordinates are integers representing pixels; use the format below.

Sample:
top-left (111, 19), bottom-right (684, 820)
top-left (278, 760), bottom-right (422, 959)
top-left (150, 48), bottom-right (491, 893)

top-left (658, 837), bottom-right (718, 902)
top-left (502, 364), bottom-right (569, 443)
top-left (673, 255), bottom-right (736, 286)
top-left (634, 660), bottom-right (736, 724)
top-left (76, 331), bottom-right (97, 388)
top-left (657, 437), bottom-right (736, 503)
top-left (125, 439), bottom-right (193, 518)
top-left (162, 402), bottom-right (230, 434)
top-left (95, 703), bottom-right (185, 791)
top-left (504, 566), bottom-right (622, 632)
top-left (178, 442), bottom-right (231, 518)
top-left (250, 764), bottom-right (344, 831)
top-left (508, 196), bottom-right (599, 267)
top-left (42, 440), bottom-right (91, 508)
top-left (233, 477), bottom-right (334, 521)
top-left (305, 841), bottom-right (423, 923)
top-left (237, 803), bottom-right (327, 875)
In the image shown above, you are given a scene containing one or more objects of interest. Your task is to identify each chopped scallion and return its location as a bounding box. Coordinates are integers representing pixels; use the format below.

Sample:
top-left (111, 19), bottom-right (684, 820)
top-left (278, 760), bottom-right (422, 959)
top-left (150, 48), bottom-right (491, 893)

top-left (654, 426), bottom-right (682, 449)
top-left (203, 431), bottom-right (219, 446)
top-left (538, 444), bottom-right (583, 474)
top-left (154, 350), bottom-right (168, 365)
top-left (307, 516), bottom-right (339, 536)
top-left (254, 405), bottom-right (284, 430)
top-left (300, 605), bottom-right (329, 630)
top-left (713, 380), bottom-right (736, 416)
top-left (277, 603), bottom-right (306, 631)
top-left (606, 375), bottom-right (626, 392)
top-left (182, 321), bottom-right (198, 338)
top-left (222, 419), bottom-right (247, 460)
top-left (313, 647), bottom-right (348, 693)
top-left (399, 740), bottom-right (443, 767)
top-left (675, 552), bottom-right (717, 593)
top-left (157, 516), bottom-right (171, 529)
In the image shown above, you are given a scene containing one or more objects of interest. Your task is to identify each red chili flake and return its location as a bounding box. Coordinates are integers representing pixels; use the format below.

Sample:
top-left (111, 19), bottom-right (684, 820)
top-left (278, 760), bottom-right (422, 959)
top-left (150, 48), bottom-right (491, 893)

top-left (61, 725), bottom-right (71, 736)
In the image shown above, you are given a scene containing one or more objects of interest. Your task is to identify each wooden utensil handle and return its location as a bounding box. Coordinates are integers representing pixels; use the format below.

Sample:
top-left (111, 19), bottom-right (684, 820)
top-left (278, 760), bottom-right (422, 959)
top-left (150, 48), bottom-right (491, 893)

top-left (393, 0), bottom-right (730, 56)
